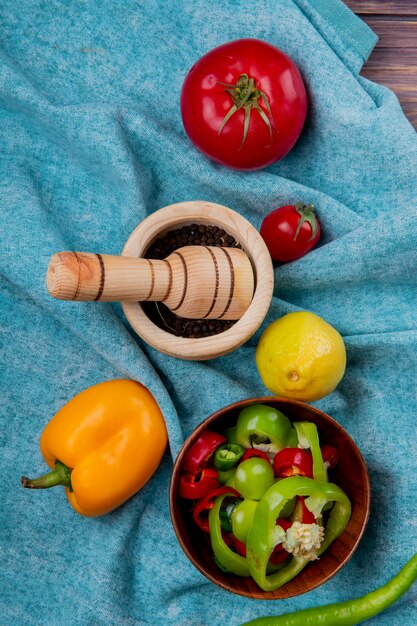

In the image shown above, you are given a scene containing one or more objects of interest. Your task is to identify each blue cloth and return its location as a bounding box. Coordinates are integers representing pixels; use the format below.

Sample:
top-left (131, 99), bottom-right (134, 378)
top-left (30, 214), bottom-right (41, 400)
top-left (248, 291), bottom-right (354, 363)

top-left (1, 0), bottom-right (416, 624)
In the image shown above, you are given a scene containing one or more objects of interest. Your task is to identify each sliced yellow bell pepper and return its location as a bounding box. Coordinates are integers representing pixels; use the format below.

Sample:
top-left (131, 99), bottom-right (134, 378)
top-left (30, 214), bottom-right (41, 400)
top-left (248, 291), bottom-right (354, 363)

top-left (21, 379), bottom-right (168, 517)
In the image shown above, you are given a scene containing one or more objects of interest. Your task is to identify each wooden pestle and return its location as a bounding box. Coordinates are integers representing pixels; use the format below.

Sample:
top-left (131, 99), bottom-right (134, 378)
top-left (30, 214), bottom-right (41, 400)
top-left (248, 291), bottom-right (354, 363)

top-left (46, 246), bottom-right (255, 320)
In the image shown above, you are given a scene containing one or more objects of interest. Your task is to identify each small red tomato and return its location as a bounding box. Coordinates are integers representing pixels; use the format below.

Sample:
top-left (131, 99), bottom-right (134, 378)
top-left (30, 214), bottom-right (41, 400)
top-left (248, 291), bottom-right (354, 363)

top-left (260, 203), bottom-right (321, 262)
top-left (181, 38), bottom-right (307, 170)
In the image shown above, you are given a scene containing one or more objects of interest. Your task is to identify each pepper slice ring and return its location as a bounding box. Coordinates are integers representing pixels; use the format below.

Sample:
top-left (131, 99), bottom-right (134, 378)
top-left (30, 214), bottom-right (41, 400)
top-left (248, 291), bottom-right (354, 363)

top-left (246, 476), bottom-right (352, 591)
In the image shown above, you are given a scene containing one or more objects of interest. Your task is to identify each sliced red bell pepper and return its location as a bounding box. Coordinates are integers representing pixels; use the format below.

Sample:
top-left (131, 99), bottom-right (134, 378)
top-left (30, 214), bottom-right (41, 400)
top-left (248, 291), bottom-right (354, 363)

top-left (218, 533), bottom-right (247, 557)
top-left (273, 448), bottom-right (313, 478)
top-left (276, 518), bottom-right (292, 532)
top-left (234, 537), bottom-right (247, 557)
top-left (297, 495), bottom-right (316, 524)
top-left (321, 445), bottom-right (339, 470)
top-left (179, 468), bottom-right (220, 500)
top-left (182, 431), bottom-right (226, 474)
top-left (221, 530), bottom-right (236, 548)
top-left (269, 548), bottom-right (290, 564)
top-left (192, 486), bottom-right (241, 532)
top-left (241, 449), bottom-right (270, 463)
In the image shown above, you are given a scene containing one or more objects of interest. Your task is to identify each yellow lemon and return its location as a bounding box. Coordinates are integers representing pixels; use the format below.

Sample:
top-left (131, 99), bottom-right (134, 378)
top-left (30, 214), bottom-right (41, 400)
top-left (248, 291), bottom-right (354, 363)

top-left (256, 311), bottom-right (346, 401)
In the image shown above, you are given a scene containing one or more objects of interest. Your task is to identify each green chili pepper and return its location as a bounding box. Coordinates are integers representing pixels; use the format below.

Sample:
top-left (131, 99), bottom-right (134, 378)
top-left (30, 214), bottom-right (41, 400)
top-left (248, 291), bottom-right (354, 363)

top-left (209, 493), bottom-right (251, 576)
top-left (236, 404), bottom-right (292, 454)
top-left (214, 443), bottom-right (245, 471)
top-left (293, 422), bottom-right (327, 482)
top-left (246, 476), bottom-right (351, 591)
top-left (239, 553), bottom-right (417, 626)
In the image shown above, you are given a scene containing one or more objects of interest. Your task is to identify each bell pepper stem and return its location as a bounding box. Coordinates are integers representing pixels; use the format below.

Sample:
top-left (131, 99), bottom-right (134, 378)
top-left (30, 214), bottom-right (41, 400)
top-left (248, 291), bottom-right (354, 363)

top-left (21, 460), bottom-right (72, 490)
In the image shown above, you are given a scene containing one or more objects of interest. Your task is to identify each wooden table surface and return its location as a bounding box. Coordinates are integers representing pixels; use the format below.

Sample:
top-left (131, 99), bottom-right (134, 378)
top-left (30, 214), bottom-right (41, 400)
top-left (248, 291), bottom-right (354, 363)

top-left (345, 1), bottom-right (417, 129)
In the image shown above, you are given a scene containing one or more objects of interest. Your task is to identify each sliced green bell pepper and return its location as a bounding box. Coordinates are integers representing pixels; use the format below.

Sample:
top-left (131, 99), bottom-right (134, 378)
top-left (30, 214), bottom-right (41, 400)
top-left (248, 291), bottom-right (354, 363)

top-left (246, 476), bottom-right (351, 591)
top-left (279, 495), bottom-right (296, 519)
top-left (286, 428), bottom-right (299, 448)
top-left (236, 404), bottom-right (292, 454)
top-left (219, 496), bottom-right (241, 532)
top-left (209, 492), bottom-right (251, 577)
top-left (294, 422), bottom-right (328, 482)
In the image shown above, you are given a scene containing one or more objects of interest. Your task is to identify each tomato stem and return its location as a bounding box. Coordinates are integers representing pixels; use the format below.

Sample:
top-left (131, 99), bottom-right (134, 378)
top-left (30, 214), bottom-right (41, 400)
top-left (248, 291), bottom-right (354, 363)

top-left (217, 74), bottom-right (274, 149)
top-left (294, 203), bottom-right (319, 242)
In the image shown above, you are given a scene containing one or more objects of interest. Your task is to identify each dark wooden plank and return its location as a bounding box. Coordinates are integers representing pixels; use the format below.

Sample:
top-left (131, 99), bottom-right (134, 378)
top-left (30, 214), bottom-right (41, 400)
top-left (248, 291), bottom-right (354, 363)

top-left (341, 3), bottom-right (417, 127)
top-left (347, 3), bottom-right (417, 128)
top-left (362, 42), bottom-right (417, 127)
top-left (344, 1), bottom-right (417, 15)
top-left (362, 68), bottom-right (417, 94)
top-left (365, 19), bottom-right (417, 47)
top-left (364, 46), bottom-right (417, 69)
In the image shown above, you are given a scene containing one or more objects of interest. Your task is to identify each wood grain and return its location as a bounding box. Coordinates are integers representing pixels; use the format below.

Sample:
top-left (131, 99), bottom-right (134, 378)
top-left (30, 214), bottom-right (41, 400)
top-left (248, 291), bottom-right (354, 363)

top-left (344, 1), bottom-right (417, 129)
top-left (365, 20), bottom-right (417, 48)
top-left (170, 397), bottom-right (371, 599)
top-left (46, 246), bottom-right (254, 320)
top-left (345, 1), bottom-right (417, 15)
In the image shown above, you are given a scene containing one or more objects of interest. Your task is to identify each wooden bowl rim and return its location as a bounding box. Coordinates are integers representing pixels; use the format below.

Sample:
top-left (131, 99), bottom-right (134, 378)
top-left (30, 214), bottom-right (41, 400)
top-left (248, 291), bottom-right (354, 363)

top-left (121, 201), bottom-right (274, 360)
top-left (169, 396), bottom-right (371, 599)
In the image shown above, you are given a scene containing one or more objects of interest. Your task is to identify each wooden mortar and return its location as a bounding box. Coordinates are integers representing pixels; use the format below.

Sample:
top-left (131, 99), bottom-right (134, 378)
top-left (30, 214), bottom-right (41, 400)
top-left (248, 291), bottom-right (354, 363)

top-left (120, 200), bottom-right (274, 360)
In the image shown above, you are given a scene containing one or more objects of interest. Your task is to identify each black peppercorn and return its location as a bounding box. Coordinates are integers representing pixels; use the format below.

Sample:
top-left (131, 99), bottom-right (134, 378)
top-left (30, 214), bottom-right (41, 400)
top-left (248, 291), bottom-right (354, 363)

top-left (142, 224), bottom-right (242, 338)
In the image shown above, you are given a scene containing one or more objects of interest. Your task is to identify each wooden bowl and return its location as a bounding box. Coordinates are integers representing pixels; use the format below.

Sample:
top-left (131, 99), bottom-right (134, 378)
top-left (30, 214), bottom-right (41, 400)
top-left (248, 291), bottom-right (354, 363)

top-left (169, 397), bottom-right (370, 599)
top-left (121, 201), bottom-right (273, 360)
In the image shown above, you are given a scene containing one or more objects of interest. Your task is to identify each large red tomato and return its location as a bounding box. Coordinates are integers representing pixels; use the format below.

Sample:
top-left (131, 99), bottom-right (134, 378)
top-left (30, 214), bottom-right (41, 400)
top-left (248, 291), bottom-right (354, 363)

top-left (180, 38), bottom-right (307, 170)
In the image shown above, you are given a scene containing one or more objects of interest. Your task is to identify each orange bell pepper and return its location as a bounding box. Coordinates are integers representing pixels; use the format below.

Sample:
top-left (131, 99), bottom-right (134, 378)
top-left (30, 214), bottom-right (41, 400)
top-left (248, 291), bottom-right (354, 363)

top-left (21, 379), bottom-right (168, 517)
